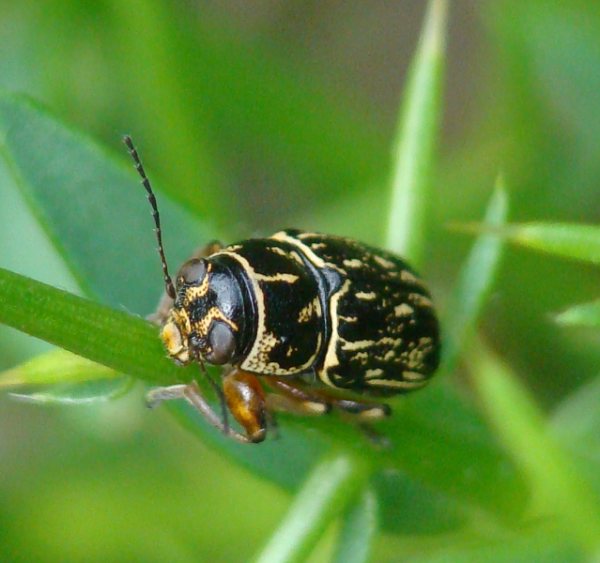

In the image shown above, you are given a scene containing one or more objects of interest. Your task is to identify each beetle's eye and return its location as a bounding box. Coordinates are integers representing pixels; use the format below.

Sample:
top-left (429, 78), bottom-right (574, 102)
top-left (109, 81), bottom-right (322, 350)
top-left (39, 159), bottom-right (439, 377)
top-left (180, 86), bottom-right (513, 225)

top-left (206, 321), bottom-right (236, 365)
top-left (177, 259), bottom-right (207, 286)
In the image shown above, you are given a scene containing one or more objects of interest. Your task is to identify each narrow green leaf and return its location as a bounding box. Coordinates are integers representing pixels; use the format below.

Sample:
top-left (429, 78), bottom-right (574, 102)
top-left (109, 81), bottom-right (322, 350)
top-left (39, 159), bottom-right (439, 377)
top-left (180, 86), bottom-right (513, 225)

top-left (332, 488), bottom-right (378, 563)
top-left (9, 378), bottom-right (133, 405)
top-left (453, 222), bottom-right (600, 266)
top-left (551, 375), bottom-right (600, 497)
top-left (468, 336), bottom-right (600, 555)
top-left (555, 299), bottom-right (600, 328)
top-left (0, 349), bottom-right (118, 389)
top-left (0, 348), bottom-right (130, 405)
top-left (442, 177), bottom-right (508, 373)
top-left (0, 267), bottom-right (185, 386)
top-left (551, 374), bottom-right (600, 463)
top-left (386, 0), bottom-right (447, 264)
top-left (253, 453), bottom-right (368, 563)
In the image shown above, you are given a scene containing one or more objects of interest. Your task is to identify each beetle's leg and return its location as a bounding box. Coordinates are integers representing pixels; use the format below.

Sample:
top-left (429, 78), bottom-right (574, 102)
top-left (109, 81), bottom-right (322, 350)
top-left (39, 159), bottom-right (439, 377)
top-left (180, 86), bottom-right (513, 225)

top-left (147, 240), bottom-right (223, 325)
top-left (262, 377), bottom-right (331, 416)
top-left (222, 368), bottom-right (269, 443)
top-left (264, 376), bottom-right (391, 421)
top-left (146, 381), bottom-right (252, 444)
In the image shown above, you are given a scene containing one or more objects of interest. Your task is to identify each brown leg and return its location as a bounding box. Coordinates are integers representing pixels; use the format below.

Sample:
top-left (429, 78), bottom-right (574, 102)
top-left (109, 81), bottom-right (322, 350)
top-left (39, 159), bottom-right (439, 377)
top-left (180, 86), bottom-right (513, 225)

top-left (264, 376), bottom-right (391, 421)
top-left (222, 368), bottom-right (268, 443)
top-left (147, 240), bottom-right (223, 325)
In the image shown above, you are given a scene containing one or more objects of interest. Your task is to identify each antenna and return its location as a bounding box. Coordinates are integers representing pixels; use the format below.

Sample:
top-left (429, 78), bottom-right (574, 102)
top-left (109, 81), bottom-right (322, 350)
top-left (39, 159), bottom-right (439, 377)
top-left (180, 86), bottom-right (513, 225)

top-left (123, 135), bottom-right (176, 299)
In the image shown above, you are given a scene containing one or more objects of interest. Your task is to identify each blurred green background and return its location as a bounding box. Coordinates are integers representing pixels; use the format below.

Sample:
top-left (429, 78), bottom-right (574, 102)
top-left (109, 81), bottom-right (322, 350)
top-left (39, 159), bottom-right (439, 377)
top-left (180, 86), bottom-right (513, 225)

top-left (1, 0), bottom-right (600, 561)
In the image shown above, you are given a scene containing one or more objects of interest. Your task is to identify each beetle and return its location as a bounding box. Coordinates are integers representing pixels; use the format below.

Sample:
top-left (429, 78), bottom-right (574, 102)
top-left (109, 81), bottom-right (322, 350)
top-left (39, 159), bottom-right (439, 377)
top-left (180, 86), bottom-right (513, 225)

top-left (124, 136), bottom-right (440, 444)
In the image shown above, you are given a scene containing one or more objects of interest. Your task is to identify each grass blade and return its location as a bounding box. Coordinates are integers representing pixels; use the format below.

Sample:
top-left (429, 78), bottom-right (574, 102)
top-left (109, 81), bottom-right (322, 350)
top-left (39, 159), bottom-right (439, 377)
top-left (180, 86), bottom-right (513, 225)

top-left (467, 336), bottom-right (600, 555)
top-left (0, 349), bottom-right (118, 389)
top-left (386, 0), bottom-right (448, 265)
top-left (442, 176), bottom-right (508, 373)
top-left (454, 223), bottom-right (600, 266)
top-left (332, 487), bottom-right (378, 563)
top-left (253, 453), bottom-right (367, 563)
top-left (555, 299), bottom-right (600, 328)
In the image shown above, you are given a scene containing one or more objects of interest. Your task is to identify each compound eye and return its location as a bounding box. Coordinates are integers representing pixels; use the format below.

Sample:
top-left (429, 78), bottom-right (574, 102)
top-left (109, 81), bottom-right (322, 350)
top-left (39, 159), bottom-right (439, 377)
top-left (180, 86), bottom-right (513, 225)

top-left (206, 321), bottom-right (236, 365)
top-left (177, 258), bottom-right (207, 286)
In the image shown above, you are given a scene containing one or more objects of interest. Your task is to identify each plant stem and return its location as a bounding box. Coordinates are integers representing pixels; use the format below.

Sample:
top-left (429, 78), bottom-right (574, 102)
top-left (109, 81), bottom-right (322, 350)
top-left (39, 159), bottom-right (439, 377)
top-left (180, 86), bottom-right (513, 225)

top-left (253, 452), bottom-right (368, 563)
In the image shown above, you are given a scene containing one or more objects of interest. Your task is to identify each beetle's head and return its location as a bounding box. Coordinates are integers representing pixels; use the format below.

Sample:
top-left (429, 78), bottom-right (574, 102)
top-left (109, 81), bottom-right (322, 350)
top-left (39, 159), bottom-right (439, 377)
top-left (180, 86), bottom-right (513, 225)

top-left (160, 258), bottom-right (238, 366)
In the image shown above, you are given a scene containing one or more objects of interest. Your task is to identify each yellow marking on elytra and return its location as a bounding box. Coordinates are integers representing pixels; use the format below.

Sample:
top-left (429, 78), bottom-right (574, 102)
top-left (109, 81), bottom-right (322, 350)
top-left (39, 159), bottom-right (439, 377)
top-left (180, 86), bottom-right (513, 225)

top-left (340, 339), bottom-right (376, 351)
top-left (265, 242), bottom-right (304, 266)
top-left (409, 293), bottom-right (434, 308)
top-left (310, 242), bottom-right (326, 250)
top-left (367, 378), bottom-right (427, 389)
top-left (403, 371), bottom-right (426, 381)
top-left (365, 368), bottom-right (384, 378)
top-left (255, 272), bottom-right (299, 283)
top-left (319, 279), bottom-right (351, 386)
top-left (394, 303), bottom-right (414, 317)
top-left (271, 232), bottom-right (344, 274)
top-left (343, 258), bottom-right (363, 268)
top-left (350, 352), bottom-right (370, 364)
top-left (267, 246), bottom-right (289, 258)
top-left (400, 270), bottom-right (419, 284)
top-left (373, 255), bottom-right (396, 269)
top-left (356, 291), bottom-right (377, 301)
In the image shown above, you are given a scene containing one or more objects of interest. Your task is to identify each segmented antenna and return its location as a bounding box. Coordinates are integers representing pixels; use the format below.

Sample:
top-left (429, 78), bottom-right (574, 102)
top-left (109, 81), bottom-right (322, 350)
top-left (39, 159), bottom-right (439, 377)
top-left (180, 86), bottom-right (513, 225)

top-left (123, 135), bottom-right (176, 299)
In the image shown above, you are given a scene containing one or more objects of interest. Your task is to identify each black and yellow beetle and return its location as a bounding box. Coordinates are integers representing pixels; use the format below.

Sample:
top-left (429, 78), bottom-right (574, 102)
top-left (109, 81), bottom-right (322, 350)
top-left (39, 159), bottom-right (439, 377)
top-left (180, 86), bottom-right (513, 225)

top-left (125, 136), bottom-right (440, 444)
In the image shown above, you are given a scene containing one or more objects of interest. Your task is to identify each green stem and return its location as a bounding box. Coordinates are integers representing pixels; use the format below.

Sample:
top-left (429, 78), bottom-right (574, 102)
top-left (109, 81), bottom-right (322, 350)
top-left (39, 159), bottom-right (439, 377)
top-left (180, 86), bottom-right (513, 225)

top-left (386, 0), bottom-right (447, 265)
top-left (253, 453), bottom-right (368, 563)
top-left (0, 267), bottom-right (186, 385)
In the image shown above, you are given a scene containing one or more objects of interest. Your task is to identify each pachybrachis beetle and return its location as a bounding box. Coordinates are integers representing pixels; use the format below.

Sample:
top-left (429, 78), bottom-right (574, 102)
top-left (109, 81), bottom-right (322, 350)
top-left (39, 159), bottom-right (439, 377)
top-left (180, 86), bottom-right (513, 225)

top-left (124, 136), bottom-right (440, 444)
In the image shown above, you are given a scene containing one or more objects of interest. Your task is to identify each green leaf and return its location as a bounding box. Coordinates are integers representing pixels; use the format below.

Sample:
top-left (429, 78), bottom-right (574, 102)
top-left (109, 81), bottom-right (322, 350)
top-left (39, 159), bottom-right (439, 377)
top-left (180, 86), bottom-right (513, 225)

top-left (0, 348), bottom-right (131, 405)
top-left (442, 177), bottom-right (508, 373)
top-left (551, 375), bottom-right (600, 501)
top-left (555, 299), bottom-right (600, 328)
top-left (0, 267), bottom-right (185, 386)
top-left (454, 222), bottom-right (600, 266)
top-left (0, 349), bottom-right (119, 389)
top-left (253, 453), bottom-right (368, 563)
top-left (9, 378), bottom-right (134, 405)
top-left (332, 488), bottom-right (377, 563)
top-left (0, 92), bottom-right (215, 315)
top-left (386, 0), bottom-right (447, 265)
top-left (551, 375), bottom-right (600, 464)
top-left (468, 336), bottom-right (600, 555)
